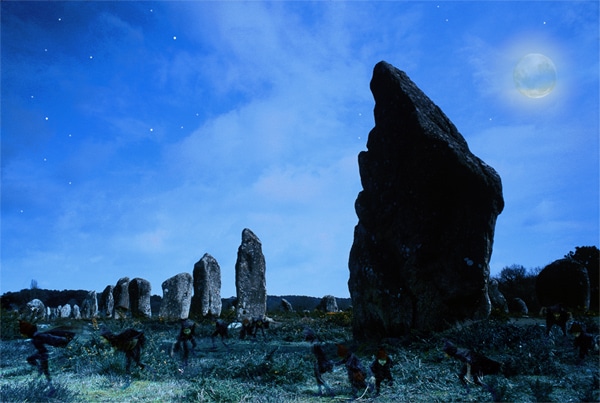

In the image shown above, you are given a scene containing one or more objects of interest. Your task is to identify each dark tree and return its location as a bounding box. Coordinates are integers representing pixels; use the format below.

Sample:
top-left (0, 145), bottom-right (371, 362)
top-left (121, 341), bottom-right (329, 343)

top-left (496, 265), bottom-right (540, 314)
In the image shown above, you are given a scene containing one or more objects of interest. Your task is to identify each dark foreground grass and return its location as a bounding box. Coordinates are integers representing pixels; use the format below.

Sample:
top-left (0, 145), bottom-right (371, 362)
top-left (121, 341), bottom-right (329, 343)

top-left (1, 312), bottom-right (598, 402)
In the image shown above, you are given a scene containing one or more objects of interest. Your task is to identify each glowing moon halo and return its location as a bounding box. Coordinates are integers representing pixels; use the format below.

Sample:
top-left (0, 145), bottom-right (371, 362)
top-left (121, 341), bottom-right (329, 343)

top-left (513, 53), bottom-right (557, 98)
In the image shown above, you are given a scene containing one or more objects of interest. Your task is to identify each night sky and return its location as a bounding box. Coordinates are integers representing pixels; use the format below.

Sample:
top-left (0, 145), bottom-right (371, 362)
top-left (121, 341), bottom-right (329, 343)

top-left (2, 1), bottom-right (598, 298)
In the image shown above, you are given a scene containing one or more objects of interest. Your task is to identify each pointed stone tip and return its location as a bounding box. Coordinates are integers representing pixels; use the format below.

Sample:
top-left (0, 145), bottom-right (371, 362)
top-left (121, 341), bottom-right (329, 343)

top-left (242, 228), bottom-right (261, 244)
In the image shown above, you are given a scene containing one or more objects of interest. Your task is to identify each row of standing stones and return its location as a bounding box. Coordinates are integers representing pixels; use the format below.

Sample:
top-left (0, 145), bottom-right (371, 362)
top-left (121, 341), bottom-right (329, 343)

top-left (22, 228), bottom-right (342, 322)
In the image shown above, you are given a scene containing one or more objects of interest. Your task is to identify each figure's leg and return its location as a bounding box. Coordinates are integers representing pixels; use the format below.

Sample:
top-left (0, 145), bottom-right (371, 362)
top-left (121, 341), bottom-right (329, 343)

top-left (40, 355), bottom-right (51, 382)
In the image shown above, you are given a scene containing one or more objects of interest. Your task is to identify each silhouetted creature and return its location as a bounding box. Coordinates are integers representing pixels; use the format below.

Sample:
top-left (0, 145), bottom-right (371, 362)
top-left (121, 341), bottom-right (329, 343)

top-left (370, 347), bottom-right (393, 395)
top-left (443, 340), bottom-right (501, 398)
top-left (171, 319), bottom-right (197, 366)
top-left (211, 319), bottom-right (229, 348)
top-left (101, 327), bottom-right (146, 373)
top-left (541, 304), bottom-right (572, 336)
top-left (312, 343), bottom-right (335, 396)
top-left (303, 326), bottom-right (321, 343)
top-left (569, 322), bottom-right (599, 362)
top-left (239, 316), bottom-right (271, 340)
top-left (19, 320), bottom-right (75, 382)
top-left (337, 344), bottom-right (370, 397)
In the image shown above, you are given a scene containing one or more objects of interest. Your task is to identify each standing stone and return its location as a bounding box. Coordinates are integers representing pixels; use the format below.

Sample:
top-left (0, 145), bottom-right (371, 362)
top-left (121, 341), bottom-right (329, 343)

top-left (113, 277), bottom-right (130, 318)
top-left (99, 285), bottom-right (114, 318)
top-left (81, 291), bottom-right (98, 319)
top-left (72, 304), bottom-right (81, 319)
top-left (129, 278), bottom-right (152, 319)
top-left (317, 295), bottom-right (339, 313)
top-left (24, 299), bottom-right (46, 321)
top-left (536, 258), bottom-right (590, 310)
top-left (235, 228), bottom-right (267, 320)
top-left (348, 61), bottom-right (504, 340)
top-left (508, 298), bottom-right (529, 316)
top-left (159, 273), bottom-right (193, 320)
top-left (281, 298), bottom-right (294, 312)
top-left (59, 304), bottom-right (72, 318)
top-left (191, 253), bottom-right (222, 317)
top-left (488, 279), bottom-right (508, 314)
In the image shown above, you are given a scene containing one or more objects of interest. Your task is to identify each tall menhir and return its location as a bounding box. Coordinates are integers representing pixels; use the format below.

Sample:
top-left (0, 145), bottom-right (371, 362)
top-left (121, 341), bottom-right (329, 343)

top-left (348, 61), bottom-right (504, 340)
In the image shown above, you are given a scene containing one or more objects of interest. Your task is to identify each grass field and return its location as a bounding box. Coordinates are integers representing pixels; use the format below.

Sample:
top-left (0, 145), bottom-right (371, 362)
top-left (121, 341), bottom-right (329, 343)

top-left (1, 311), bottom-right (598, 402)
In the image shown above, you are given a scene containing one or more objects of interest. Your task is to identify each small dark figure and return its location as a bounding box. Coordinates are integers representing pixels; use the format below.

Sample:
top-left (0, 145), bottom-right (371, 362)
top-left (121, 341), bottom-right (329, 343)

top-left (370, 347), bottom-right (393, 395)
top-left (211, 319), bottom-right (229, 348)
top-left (312, 343), bottom-right (335, 396)
top-left (240, 316), bottom-right (271, 340)
top-left (101, 327), bottom-right (146, 373)
top-left (570, 322), bottom-right (599, 361)
top-left (337, 344), bottom-right (370, 397)
top-left (541, 304), bottom-right (572, 336)
top-left (171, 319), bottom-right (197, 367)
top-left (443, 340), bottom-right (501, 398)
top-left (304, 326), bottom-right (321, 343)
top-left (240, 317), bottom-right (254, 339)
top-left (19, 320), bottom-right (75, 382)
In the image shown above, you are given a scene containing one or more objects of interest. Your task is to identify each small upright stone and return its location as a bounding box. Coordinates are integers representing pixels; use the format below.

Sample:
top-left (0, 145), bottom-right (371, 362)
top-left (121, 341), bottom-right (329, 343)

top-left (129, 278), bottom-right (152, 319)
top-left (191, 253), bottom-right (222, 318)
top-left (113, 277), bottom-right (130, 318)
top-left (235, 228), bottom-right (267, 320)
top-left (80, 291), bottom-right (98, 319)
top-left (317, 295), bottom-right (339, 313)
top-left (159, 273), bottom-right (193, 320)
top-left (99, 285), bottom-right (114, 318)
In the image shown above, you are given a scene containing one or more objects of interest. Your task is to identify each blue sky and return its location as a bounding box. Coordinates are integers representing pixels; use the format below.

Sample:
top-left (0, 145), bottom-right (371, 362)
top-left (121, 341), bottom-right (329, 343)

top-left (2, 1), bottom-right (598, 299)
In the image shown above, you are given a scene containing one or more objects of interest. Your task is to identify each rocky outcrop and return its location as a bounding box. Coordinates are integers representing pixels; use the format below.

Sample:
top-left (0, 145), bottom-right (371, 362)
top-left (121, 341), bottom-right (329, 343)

top-left (159, 273), bottom-right (193, 320)
top-left (536, 258), bottom-right (590, 310)
top-left (129, 278), bottom-right (152, 319)
top-left (348, 61), bottom-right (504, 340)
top-left (235, 228), bottom-right (267, 320)
top-left (191, 253), bottom-right (222, 318)
top-left (99, 285), bottom-right (114, 318)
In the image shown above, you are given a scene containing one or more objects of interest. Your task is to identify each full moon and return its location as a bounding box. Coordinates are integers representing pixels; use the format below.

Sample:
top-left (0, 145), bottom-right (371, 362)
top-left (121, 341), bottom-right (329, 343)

top-left (513, 53), bottom-right (557, 98)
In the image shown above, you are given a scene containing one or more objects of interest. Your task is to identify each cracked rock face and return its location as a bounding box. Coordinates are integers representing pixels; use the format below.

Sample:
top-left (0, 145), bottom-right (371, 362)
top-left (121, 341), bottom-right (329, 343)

top-left (348, 61), bottom-right (504, 340)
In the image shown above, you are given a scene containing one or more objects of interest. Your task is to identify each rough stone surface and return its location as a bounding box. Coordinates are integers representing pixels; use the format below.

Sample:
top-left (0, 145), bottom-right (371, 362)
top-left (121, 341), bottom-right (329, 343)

top-left (99, 285), bottom-right (114, 318)
top-left (348, 61), bottom-right (504, 340)
top-left (191, 253), bottom-right (222, 317)
top-left (235, 228), bottom-right (267, 320)
top-left (129, 278), bottom-right (152, 319)
top-left (317, 295), bottom-right (339, 312)
top-left (81, 291), bottom-right (98, 319)
top-left (113, 277), bottom-right (130, 314)
top-left (159, 273), bottom-right (194, 320)
top-left (536, 258), bottom-right (590, 310)
top-left (488, 279), bottom-right (508, 314)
